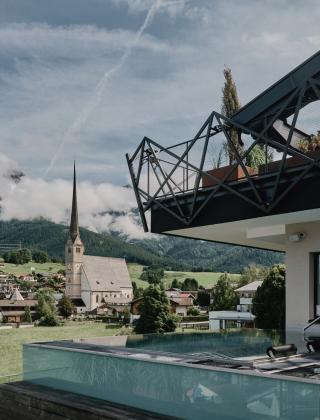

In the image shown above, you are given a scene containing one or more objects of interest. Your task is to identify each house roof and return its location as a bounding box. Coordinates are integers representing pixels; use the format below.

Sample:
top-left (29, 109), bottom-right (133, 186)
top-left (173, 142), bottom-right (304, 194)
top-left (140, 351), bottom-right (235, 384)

top-left (2, 311), bottom-right (36, 316)
top-left (0, 300), bottom-right (37, 307)
top-left (128, 297), bottom-right (179, 306)
top-left (10, 289), bottom-right (24, 301)
top-left (172, 297), bottom-right (193, 306)
top-left (234, 280), bottom-right (263, 292)
top-left (70, 298), bottom-right (86, 307)
top-left (205, 283), bottom-right (216, 290)
top-left (180, 293), bottom-right (195, 299)
top-left (82, 255), bottom-right (132, 292)
top-left (102, 297), bottom-right (131, 305)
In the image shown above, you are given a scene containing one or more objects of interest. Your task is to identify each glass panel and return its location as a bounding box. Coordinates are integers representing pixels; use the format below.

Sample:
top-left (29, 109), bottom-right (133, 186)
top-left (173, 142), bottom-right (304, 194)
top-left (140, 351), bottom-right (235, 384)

top-left (23, 346), bottom-right (125, 404)
top-left (23, 344), bottom-right (320, 420)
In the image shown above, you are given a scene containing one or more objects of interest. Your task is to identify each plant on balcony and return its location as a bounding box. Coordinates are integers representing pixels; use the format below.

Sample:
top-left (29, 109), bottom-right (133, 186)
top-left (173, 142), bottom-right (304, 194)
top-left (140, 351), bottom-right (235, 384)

top-left (298, 133), bottom-right (320, 153)
top-left (221, 66), bottom-right (243, 164)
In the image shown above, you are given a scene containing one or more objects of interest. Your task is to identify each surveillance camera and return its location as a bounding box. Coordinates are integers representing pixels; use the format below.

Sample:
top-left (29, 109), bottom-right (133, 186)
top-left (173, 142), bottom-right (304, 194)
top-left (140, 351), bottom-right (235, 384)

top-left (300, 232), bottom-right (306, 238)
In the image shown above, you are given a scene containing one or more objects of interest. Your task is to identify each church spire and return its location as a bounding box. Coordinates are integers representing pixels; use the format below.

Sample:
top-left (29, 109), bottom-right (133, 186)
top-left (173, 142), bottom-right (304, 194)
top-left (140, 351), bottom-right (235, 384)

top-left (70, 161), bottom-right (79, 242)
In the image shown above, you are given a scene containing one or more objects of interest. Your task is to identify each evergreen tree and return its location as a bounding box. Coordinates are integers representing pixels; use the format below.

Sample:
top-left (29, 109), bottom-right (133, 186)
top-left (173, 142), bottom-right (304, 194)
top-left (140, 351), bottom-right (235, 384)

top-left (23, 305), bottom-right (32, 323)
top-left (2, 251), bottom-right (10, 263)
top-left (133, 287), bottom-right (144, 299)
top-left (251, 264), bottom-right (286, 330)
top-left (210, 273), bottom-right (237, 311)
top-left (133, 285), bottom-right (181, 334)
top-left (221, 66), bottom-right (243, 165)
top-left (195, 289), bottom-right (210, 307)
top-left (58, 294), bottom-right (75, 318)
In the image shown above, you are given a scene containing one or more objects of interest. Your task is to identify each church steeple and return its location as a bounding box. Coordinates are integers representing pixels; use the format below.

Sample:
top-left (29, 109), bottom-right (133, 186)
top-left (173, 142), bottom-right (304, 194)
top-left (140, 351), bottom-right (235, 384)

top-left (70, 161), bottom-right (79, 243)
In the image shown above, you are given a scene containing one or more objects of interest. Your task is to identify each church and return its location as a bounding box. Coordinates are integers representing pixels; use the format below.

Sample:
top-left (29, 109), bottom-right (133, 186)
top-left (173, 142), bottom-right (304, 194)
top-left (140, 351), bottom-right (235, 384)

top-left (65, 164), bottom-right (133, 313)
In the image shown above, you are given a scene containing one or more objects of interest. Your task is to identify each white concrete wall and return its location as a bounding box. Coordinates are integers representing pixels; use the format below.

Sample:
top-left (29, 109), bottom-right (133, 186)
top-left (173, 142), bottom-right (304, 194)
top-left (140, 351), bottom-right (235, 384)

top-left (285, 221), bottom-right (320, 330)
top-left (176, 307), bottom-right (187, 317)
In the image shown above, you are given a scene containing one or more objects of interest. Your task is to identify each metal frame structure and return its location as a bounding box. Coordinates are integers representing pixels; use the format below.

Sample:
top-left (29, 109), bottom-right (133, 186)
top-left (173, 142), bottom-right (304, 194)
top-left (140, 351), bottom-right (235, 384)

top-left (127, 72), bottom-right (320, 233)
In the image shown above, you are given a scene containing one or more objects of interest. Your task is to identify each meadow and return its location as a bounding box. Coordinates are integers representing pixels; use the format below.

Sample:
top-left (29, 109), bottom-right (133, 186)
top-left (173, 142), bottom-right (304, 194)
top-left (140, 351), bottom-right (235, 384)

top-left (0, 258), bottom-right (65, 275)
top-left (127, 263), bottom-right (240, 289)
top-left (0, 324), bottom-right (120, 377)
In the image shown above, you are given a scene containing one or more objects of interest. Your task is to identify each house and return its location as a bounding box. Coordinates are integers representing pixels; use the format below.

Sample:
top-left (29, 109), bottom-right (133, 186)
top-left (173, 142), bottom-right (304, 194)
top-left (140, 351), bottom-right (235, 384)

top-left (0, 289), bottom-right (37, 323)
top-left (37, 274), bottom-right (54, 280)
top-left (0, 263), bottom-right (5, 267)
top-left (34, 282), bottom-right (56, 290)
top-left (171, 297), bottom-right (194, 317)
top-left (234, 281), bottom-right (263, 312)
top-left (13, 274), bottom-right (36, 281)
top-left (64, 164), bottom-right (133, 313)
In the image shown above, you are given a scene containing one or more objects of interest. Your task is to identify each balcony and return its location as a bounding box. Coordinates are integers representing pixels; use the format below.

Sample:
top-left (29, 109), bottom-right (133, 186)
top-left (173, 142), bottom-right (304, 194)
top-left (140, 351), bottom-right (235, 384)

top-left (126, 67), bottom-right (320, 250)
top-left (239, 298), bottom-right (253, 305)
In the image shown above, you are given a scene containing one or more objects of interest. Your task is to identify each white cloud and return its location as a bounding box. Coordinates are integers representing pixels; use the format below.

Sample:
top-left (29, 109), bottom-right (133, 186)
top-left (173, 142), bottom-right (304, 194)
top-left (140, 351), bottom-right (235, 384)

top-left (0, 154), bottom-right (149, 239)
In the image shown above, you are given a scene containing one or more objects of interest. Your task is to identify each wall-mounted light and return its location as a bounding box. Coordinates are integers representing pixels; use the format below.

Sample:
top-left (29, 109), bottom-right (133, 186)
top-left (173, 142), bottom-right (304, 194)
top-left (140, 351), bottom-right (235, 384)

top-left (289, 232), bottom-right (306, 242)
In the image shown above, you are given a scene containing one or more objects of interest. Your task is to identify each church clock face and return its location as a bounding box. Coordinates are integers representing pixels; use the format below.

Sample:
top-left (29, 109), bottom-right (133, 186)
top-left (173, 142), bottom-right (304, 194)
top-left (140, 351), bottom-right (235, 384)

top-left (75, 264), bottom-right (80, 269)
top-left (67, 264), bottom-right (71, 270)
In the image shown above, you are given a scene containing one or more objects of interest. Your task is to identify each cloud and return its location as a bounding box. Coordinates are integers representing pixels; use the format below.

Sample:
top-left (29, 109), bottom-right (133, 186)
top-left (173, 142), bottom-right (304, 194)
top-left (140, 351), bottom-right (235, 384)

top-left (0, 154), bottom-right (148, 239)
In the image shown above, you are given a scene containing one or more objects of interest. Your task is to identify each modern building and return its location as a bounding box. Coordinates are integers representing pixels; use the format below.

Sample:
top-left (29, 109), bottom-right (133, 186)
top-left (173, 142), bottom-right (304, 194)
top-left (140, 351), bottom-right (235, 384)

top-left (127, 50), bottom-right (320, 332)
top-left (65, 163), bottom-right (133, 313)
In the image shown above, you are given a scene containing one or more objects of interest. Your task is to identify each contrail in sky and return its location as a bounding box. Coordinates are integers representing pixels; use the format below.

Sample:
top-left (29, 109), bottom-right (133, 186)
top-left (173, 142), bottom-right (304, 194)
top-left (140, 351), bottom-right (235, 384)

top-left (43, 0), bottom-right (162, 179)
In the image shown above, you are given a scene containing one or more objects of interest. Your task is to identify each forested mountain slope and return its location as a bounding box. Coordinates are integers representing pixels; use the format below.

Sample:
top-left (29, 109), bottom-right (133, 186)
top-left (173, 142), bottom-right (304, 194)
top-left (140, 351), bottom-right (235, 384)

top-left (0, 219), bottom-right (185, 268)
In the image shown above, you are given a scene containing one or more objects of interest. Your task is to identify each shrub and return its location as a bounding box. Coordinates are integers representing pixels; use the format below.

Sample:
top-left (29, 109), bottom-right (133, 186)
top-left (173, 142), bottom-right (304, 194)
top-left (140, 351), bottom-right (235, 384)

top-left (188, 306), bottom-right (201, 316)
top-left (39, 313), bottom-right (59, 326)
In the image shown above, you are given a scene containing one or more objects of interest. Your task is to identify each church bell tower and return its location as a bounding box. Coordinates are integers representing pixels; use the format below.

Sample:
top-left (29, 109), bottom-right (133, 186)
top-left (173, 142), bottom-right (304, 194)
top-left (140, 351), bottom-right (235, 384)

top-left (65, 162), bottom-right (84, 299)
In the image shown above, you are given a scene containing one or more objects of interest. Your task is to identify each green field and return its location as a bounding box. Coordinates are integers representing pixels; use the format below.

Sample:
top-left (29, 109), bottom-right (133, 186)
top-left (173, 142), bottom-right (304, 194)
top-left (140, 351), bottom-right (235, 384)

top-left (0, 324), bottom-right (120, 377)
top-left (127, 263), bottom-right (240, 289)
top-left (0, 258), bottom-right (65, 276)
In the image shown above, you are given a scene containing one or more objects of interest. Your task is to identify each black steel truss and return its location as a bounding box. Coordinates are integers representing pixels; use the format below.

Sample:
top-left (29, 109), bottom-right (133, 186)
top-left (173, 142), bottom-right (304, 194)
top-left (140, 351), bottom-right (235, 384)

top-left (126, 76), bottom-right (320, 232)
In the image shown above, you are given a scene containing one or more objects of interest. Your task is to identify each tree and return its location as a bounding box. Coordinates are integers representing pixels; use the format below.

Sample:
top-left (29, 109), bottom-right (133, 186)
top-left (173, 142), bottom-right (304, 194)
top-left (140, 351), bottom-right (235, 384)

top-left (51, 257), bottom-right (62, 264)
top-left (9, 251), bottom-right (21, 265)
top-left (57, 269), bottom-right (65, 276)
top-left (133, 285), bottom-right (181, 334)
top-left (32, 251), bottom-right (49, 264)
top-left (171, 279), bottom-right (180, 289)
top-left (58, 294), bottom-right (75, 318)
top-left (221, 65), bottom-right (243, 165)
top-left (251, 264), bottom-right (286, 330)
top-left (23, 305), bottom-right (32, 323)
top-left (210, 273), bottom-right (237, 311)
top-left (19, 248), bottom-right (32, 264)
top-left (19, 280), bottom-right (36, 292)
top-left (35, 287), bottom-right (56, 319)
top-left (122, 305), bottom-right (131, 318)
top-left (195, 289), bottom-right (210, 307)
top-left (39, 313), bottom-right (59, 326)
top-left (181, 278), bottom-right (198, 291)
top-left (133, 287), bottom-right (144, 300)
top-left (147, 273), bottom-right (161, 286)
top-left (2, 251), bottom-right (10, 263)
top-left (188, 306), bottom-right (201, 316)
top-left (237, 263), bottom-right (269, 289)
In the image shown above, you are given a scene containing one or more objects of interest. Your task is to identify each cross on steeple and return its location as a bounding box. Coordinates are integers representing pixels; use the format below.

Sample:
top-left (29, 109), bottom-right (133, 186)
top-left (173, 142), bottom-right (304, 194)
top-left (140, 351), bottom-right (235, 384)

top-left (70, 161), bottom-right (79, 243)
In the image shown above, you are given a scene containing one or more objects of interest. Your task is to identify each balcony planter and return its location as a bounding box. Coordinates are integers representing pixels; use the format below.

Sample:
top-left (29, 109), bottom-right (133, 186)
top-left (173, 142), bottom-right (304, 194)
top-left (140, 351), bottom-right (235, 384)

top-left (202, 164), bottom-right (257, 188)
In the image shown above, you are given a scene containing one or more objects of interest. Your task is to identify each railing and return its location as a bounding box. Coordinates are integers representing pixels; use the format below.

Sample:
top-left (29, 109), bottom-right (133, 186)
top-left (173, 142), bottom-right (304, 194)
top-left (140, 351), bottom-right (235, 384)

top-left (0, 373), bottom-right (23, 384)
top-left (127, 78), bottom-right (320, 232)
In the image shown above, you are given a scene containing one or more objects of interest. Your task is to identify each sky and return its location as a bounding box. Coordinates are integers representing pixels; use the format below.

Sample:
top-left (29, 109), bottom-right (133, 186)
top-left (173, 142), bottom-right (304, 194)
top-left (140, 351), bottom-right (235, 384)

top-left (1, 0), bottom-right (320, 236)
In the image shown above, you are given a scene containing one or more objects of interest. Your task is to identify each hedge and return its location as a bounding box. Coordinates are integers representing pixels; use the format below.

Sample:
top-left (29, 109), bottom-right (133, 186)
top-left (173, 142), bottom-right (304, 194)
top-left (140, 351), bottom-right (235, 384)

top-left (180, 315), bottom-right (209, 323)
top-left (96, 316), bottom-right (130, 324)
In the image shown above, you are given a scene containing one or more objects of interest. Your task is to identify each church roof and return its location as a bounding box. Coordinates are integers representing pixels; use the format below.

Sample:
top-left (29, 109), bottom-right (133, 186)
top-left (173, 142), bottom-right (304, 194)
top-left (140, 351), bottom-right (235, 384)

top-left (82, 256), bottom-right (132, 292)
top-left (69, 162), bottom-right (80, 243)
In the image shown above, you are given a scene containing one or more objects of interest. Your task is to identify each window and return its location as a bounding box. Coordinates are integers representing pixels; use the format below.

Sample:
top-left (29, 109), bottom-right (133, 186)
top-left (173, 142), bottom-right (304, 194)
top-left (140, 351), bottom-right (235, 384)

top-left (76, 248), bottom-right (80, 253)
top-left (96, 295), bottom-right (99, 303)
top-left (178, 312), bottom-right (184, 316)
top-left (68, 248), bottom-right (71, 253)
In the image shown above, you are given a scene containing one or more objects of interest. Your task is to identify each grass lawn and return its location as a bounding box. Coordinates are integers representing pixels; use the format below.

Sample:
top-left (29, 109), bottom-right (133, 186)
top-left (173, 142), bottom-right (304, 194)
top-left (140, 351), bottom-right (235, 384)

top-left (0, 324), bottom-right (120, 376)
top-left (0, 258), bottom-right (65, 276)
top-left (127, 263), bottom-right (240, 289)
